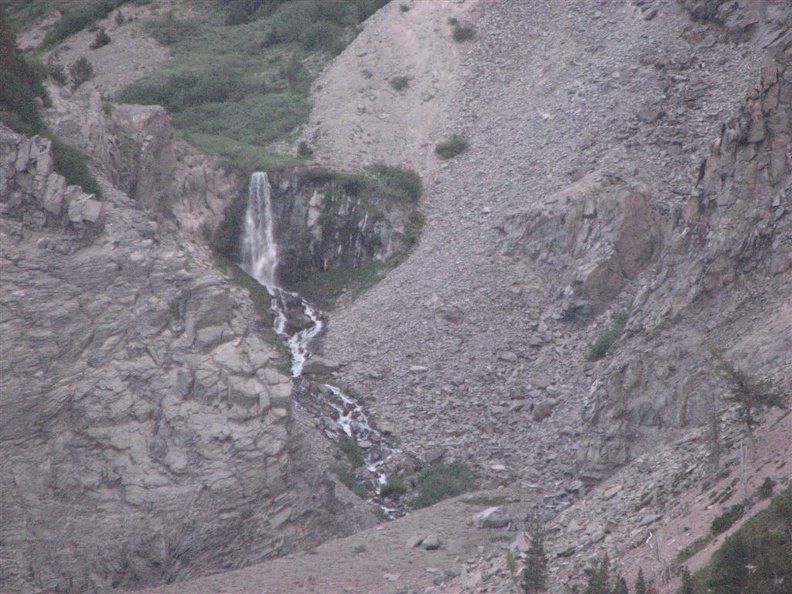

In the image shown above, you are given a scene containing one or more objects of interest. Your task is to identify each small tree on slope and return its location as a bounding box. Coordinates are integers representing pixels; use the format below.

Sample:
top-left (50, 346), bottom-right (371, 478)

top-left (521, 514), bottom-right (548, 593)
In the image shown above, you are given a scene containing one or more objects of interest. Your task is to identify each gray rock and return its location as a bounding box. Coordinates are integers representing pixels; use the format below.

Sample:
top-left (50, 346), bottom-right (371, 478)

top-left (422, 534), bottom-right (441, 550)
top-left (424, 447), bottom-right (447, 465)
top-left (473, 507), bottom-right (512, 529)
top-left (302, 356), bottom-right (340, 375)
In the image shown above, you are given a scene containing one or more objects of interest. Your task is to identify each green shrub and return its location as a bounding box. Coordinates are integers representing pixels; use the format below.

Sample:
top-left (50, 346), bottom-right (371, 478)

top-left (586, 307), bottom-right (630, 361)
top-left (300, 20), bottom-right (344, 53)
top-left (380, 476), bottom-right (407, 499)
top-left (368, 162), bottom-right (422, 202)
top-left (710, 503), bottom-right (744, 536)
top-left (329, 463), bottom-right (369, 499)
top-left (297, 140), bottom-right (314, 157)
top-left (756, 477), bottom-right (776, 500)
top-left (390, 75), bottom-right (409, 91)
top-left (410, 461), bottom-right (478, 509)
top-left (43, 0), bottom-right (138, 48)
top-left (144, 13), bottom-right (200, 46)
top-left (51, 137), bottom-right (101, 196)
top-left (696, 488), bottom-right (792, 593)
top-left (435, 134), bottom-right (469, 159)
top-left (69, 57), bottom-right (95, 88)
top-left (89, 27), bottom-right (111, 49)
top-left (400, 4), bottom-right (410, 12)
top-left (338, 436), bottom-right (365, 468)
top-left (451, 21), bottom-right (475, 42)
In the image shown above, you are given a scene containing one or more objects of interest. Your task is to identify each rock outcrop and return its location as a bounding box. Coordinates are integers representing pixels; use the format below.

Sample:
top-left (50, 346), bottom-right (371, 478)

top-left (0, 124), bottom-right (369, 592)
top-left (578, 8), bottom-right (792, 478)
top-left (212, 166), bottom-right (421, 289)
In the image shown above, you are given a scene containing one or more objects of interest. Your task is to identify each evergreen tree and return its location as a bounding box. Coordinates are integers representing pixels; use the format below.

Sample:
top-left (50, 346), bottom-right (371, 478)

top-left (522, 514), bottom-right (548, 593)
top-left (585, 554), bottom-right (612, 594)
top-left (613, 575), bottom-right (629, 594)
top-left (635, 568), bottom-right (647, 594)
top-left (679, 566), bottom-right (694, 594)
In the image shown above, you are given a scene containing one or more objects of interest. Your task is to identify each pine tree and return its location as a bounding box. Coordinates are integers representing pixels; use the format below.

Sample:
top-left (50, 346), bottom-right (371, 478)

top-left (680, 566), bottom-right (694, 594)
top-left (585, 554), bottom-right (611, 594)
top-left (613, 575), bottom-right (629, 594)
top-left (635, 568), bottom-right (647, 594)
top-left (522, 514), bottom-right (548, 593)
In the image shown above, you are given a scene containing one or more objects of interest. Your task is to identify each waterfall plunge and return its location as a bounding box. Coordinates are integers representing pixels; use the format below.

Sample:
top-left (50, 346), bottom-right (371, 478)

top-left (240, 172), bottom-right (323, 376)
top-left (242, 172), bottom-right (279, 287)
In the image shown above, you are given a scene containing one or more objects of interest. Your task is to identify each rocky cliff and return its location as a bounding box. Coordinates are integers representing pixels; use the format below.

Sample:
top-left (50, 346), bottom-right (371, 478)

top-left (0, 121), bottom-right (370, 592)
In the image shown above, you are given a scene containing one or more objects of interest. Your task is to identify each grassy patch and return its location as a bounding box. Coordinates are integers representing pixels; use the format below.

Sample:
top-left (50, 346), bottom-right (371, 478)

top-left (367, 162), bottom-right (422, 202)
top-left (42, 0), bottom-right (146, 48)
top-left (586, 306), bottom-right (630, 361)
top-left (435, 134), bottom-right (469, 159)
top-left (114, 0), bottom-right (388, 171)
top-left (290, 259), bottom-right (389, 308)
top-left (411, 461), bottom-right (478, 509)
top-left (676, 534), bottom-right (713, 565)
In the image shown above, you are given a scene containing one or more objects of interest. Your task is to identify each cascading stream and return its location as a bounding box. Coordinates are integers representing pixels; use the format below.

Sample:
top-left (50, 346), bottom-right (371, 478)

top-left (240, 172), bottom-right (402, 513)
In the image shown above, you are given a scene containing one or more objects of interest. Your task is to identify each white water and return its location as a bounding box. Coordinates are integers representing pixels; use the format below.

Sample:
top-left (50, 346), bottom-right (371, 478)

top-left (240, 172), bottom-right (402, 512)
top-left (241, 172), bottom-right (324, 376)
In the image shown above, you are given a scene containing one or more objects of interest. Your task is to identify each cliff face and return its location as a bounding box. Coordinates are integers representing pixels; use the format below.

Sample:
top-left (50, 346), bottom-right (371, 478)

top-left (0, 120), bottom-right (368, 591)
top-left (577, 3), bottom-right (792, 478)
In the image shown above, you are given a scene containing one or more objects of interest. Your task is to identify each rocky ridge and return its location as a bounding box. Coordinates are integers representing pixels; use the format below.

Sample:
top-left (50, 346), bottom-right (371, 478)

top-left (0, 115), bottom-right (372, 591)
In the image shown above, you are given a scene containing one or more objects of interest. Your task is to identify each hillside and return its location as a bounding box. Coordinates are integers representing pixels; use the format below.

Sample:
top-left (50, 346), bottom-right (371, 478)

top-left (1, 0), bottom-right (790, 593)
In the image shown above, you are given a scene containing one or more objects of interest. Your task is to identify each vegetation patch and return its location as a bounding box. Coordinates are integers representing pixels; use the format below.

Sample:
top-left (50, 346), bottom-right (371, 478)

top-left (329, 463), bottom-right (369, 499)
top-left (689, 485), bottom-right (792, 593)
top-left (367, 162), bottom-right (422, 202)
top-left (338, 435), bottom-right (365, 468)
top-left (379, 476), bottom-right (408, 499)
top-left (0, 12), bottom-right (101, 196)
top-left (676, 534), bottom-right (713, 565)
top-left (710, 503), bottom-right (744, 536)
top-left (389, 75), bottom-right (410, 91)
top-left (42, 0), bottom-right (146, 48)
top-left (114, 0), bottom-right (388, 170)
top-left (435, 134), bottom-right (469, 159)
top-left (448, 17), bottom-right (475, 42)
top-left (410, 461), bottom-right (478, 509)
top-left (586, 306), bottom-right (630, 361)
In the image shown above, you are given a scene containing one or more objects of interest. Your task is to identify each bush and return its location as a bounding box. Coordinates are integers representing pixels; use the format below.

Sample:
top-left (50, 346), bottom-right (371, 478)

top-left (297, 140), bottom-right (314, 157)
top-left (451, 21), bottom-right (475, 42)
top-left (51, 137), bottom-right (102, 197)
top-left (368, 162), bottom-right (422, 202)
top-left (144, 13), bottom-right (199, 46)
top-left (586, 307), bottom-right (630, 361)
top-left (390, 75), bottom-right (409, 91)
top-left (338, 436), bottom-right (364, 468)
top-left (69, 57), bottom-right (95, 88)
top-left (435, 134), bottom-right (469, 159)
top-left (380, 476), bottom-right (407, 499)
top-left (756, 477), bottom-right (775, 500)
top-left (89, 27), bottom-right (111, 49)
top-left (710, 504), bottom-right (744, 536)
top-left (43, 0), bottom-right (135, 47)
top-left (410, 461), bottom-right (478, 509)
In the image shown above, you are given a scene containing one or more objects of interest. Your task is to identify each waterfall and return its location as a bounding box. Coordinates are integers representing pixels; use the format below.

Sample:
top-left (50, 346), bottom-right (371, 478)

top-left (239, 171), bottom-right (403, 514)
top-left (242, 172), bottom-right (279, 287)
